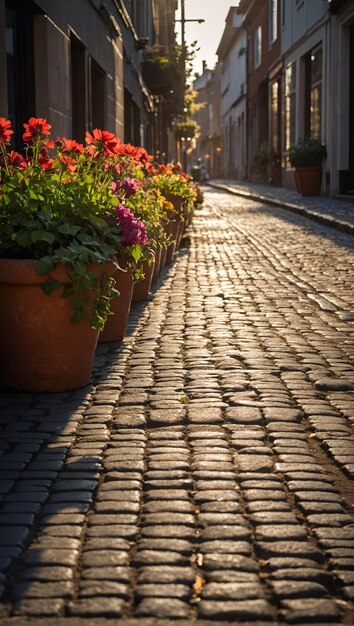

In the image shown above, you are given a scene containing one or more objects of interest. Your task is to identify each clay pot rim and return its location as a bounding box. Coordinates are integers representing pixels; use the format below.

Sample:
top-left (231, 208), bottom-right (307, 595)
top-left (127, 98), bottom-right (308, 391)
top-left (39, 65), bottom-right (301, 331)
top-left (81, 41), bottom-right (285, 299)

top-left (0, 258), bottom-right (117, 286)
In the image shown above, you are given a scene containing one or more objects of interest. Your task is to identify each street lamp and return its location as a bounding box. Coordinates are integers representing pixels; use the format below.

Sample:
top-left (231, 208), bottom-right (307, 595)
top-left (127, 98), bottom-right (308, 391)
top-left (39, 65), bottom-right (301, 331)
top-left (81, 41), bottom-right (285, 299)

top-left (175, 0), bottom-right (205, 52)
top-left (176, 0), bottom-right (204, 172)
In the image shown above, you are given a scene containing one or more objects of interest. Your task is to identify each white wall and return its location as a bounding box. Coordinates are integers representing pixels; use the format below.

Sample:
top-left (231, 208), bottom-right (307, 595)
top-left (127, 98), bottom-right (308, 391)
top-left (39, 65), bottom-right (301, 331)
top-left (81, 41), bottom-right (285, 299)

top-left (281, 0), bottom-right (328, 54)
top-left (220, 19), bottom-right (247, 179)
top-left (220, 30), bottom-right (247, 119)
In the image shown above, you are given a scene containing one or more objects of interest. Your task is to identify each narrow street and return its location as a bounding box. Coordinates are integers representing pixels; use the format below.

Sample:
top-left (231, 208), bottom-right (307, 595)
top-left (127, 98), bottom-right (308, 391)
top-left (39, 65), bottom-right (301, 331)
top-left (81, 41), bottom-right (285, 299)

top-left (1, 187), bottom-right (354, 625)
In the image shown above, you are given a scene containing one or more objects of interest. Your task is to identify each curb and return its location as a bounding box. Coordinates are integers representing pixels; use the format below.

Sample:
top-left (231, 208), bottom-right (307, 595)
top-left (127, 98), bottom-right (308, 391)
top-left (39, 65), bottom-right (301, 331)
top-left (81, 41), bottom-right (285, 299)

top-left (208, 182), bottom-right (354, 236)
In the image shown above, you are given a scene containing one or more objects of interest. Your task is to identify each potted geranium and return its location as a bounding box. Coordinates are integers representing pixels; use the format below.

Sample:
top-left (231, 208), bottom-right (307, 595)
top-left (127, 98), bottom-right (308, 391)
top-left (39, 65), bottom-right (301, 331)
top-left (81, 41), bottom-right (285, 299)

top-left (174, 119), bottom-right (200, 141)
top-left (267, 147), bottom-right (281, 187)
top-left (146, 163), bottom-right (197, 260)
top-left (142, 45), bottom-right (182, 96)
top-left (288, 137), bottom-right (327, 195)
top-left (252, 145), bottom-right (269, 184)
top-left (0, 117), bottom-right (145, 391)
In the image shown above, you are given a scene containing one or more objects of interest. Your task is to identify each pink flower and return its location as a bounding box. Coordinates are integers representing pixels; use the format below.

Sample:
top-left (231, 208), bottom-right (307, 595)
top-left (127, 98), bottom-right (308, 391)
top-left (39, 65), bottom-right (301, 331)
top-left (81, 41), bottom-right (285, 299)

top-left (111, 178), bottom-right (139, 198)
top-left (115, 204), bottom-right (148, 246)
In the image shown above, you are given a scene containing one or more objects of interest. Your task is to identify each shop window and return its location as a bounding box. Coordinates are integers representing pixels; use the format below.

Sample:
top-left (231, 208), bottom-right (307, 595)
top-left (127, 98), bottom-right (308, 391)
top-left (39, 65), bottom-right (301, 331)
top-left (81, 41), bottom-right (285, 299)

top-left (285, 61), bottom-right (296, 149)
top-left (305, 45), bottom-right (322, 139)
top-left (270, 79), bottom-right (280, 152)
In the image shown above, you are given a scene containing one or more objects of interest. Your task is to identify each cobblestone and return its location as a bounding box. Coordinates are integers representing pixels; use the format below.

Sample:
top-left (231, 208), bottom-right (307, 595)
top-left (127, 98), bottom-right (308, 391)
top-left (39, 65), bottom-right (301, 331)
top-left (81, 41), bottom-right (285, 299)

top-left (0, 188), bottom-right (354, 624)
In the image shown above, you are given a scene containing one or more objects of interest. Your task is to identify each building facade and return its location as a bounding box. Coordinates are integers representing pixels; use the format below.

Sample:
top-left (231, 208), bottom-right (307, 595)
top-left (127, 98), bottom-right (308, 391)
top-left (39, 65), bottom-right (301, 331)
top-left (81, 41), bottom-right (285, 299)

top-left (217, 7), bottom-right (247, 180)
top-left (327, 0), bottom-right (354, 195)
top-left (281, 0), bottom-right (330, 190)
top-left (0, 0), bottom-right (179, 156)
top-left (238, 0), bottom-right (282, 184)
top-left (193, 0), bottom-right (353, 198)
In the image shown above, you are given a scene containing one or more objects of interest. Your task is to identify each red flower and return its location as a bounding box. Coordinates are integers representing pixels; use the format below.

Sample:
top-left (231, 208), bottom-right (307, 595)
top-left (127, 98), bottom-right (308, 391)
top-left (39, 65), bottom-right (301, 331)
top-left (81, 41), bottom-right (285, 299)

top-left (0, 117), bottom-right (13, 144)
top-left (85, 144), bottom-right (99, 159)
top-left (59, 155), bottom-right (78, 173)
top-left (38, 154), bottom-right (54, 170)
top-left (116, 143), bottom-right (152, 163)
top-left (23, 117), bottom-right (51, 143)
top-left (137, 147), bottom-right (153, 162)
top-left (7, 150), bottom-right (27, 169)
top-left (85, 129), bottom-right (120, 156)
top-left (57, 138), bottom-right (84, 154)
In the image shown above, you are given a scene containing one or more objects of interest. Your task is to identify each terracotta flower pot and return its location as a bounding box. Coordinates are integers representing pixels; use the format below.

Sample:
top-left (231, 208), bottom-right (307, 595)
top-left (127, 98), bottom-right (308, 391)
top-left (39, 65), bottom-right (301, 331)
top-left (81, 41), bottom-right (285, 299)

top-left (159, 246), bottom-right (167, 271)
top-left (164, 193), bottom-right (184, 217)
top-left (294, 167), bottom-right (322, 196)
top-left (177, 218), bottom-right (185, 247)
top-left (0, 259), bottom-right (112, 392)
top-left (99, 263), bottom-right (133, 343)
top-left (151, 249), bottom-right (161, 284)
top-left (132, 259), bottom-right (154, 302)
top-left (165, 219), bottom-right (178, 264)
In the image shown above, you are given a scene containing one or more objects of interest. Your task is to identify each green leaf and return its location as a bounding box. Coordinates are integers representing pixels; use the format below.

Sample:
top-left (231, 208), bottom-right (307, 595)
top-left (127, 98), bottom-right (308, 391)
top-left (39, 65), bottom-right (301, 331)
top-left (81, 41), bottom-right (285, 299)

top-left (70, 309), bottom-right (85, 325)
top-left (88, 215), bottom-right (109, 228)
top-left (36, 256), bottom-right (55, 275)
top-left (14, 231), bottom-right (32, 247)
top-left (77, 233), bottom-right (99, 246)
top-left (31, 230), bottom-right (56, 244)
top-left (131, 244), bottom-right (143, 261)
top-left (40, 278), bottom-right (60, 296)
top-left (57, 224), bottom-right (80, 236)
top-left (61, 283), bottom-right (74, 298)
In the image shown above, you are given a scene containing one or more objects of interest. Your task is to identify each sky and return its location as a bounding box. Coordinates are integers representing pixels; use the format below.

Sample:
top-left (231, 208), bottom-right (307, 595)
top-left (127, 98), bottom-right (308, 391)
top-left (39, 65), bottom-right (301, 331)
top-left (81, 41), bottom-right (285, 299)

top-left (175, 0), bottom-right (234, 77)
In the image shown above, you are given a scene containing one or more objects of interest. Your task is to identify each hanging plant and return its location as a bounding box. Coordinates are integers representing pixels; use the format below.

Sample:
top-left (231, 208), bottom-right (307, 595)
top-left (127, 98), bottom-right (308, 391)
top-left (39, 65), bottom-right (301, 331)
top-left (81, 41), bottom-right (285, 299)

top-left (174, 119), bottom-right (200, 140)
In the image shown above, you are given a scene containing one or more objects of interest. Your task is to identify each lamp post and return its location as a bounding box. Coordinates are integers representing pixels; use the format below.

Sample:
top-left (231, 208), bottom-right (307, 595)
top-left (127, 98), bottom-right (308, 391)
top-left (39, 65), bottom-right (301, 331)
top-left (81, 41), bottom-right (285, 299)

top-left (175, 0), bottom-right (205, 171)
top-left (176, 0), bottom-right (205, 46)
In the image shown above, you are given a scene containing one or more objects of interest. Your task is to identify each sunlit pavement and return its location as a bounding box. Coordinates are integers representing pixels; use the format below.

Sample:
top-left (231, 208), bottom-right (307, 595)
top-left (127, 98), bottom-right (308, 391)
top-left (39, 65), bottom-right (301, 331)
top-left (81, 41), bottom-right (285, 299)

top-left (209, 179), bottom-right (354, 234)
top-left (0, 188), bottom-right (354, 625)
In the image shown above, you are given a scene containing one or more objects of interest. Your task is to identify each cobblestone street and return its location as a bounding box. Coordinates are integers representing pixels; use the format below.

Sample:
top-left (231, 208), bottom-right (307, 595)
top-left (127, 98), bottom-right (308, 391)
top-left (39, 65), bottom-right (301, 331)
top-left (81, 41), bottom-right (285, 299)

top-left (1, 187), bottom-right (354, 625)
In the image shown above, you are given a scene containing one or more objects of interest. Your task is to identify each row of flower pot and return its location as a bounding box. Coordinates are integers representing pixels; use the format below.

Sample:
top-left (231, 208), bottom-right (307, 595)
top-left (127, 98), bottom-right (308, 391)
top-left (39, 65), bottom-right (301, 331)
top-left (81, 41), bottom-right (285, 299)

top-left (0, 116), bottom-right (202, 393)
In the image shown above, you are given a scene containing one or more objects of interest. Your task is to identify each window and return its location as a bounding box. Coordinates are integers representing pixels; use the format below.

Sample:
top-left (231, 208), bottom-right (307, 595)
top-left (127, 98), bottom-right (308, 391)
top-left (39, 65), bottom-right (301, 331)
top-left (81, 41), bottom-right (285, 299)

top-left (270, 0), bottom-right (278, 43)
top-left (254, 26), bottom-right (262, 69)
top-left (5, 0), bottom-right (37, 149)
top-left (270, 80), bottom-right (279, 151)
top-left (70, 34), bottom-right (86, 140)
top-left (89, 58), bottom-right (106, 130)
top-left (124, 88), bottom-right (140, 145)
top-left (285, 62), bottom-right (296, 149)
top-left (305, 45), bottom-right (322, 139)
